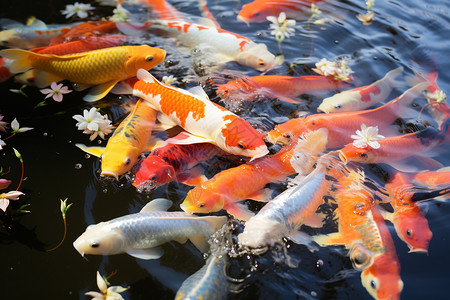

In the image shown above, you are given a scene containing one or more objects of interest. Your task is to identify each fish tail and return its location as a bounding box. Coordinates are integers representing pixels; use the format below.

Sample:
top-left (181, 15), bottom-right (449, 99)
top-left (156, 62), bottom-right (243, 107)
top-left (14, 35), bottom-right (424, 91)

top-left (384, 67), bottom-right (406, 88)
top-left (0, 48), bottom-right (34, 74)
top-left (202, 215), bottom-right (228, 233)
top-left (393, 81), bottom-right (429, 118)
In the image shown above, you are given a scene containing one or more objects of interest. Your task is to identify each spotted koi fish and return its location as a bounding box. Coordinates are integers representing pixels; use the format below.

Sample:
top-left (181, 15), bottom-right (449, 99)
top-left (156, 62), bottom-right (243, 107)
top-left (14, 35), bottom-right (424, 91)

top-left (318, 67), bottom-right (405, 113)
top-left (121, 69), bottom-right (269, 160)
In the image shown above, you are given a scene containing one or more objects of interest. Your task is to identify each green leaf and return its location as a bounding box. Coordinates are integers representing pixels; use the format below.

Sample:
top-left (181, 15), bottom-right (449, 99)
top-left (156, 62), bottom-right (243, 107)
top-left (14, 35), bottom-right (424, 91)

top-left (12, 148), bottom-right (23, 163)
top-left (60, 198), bottom-right (72, 219)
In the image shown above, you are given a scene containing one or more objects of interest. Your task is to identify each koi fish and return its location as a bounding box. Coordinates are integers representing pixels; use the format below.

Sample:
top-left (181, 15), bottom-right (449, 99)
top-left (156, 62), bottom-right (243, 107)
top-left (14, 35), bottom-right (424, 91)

top-left (100, 99), bottom-right (157, 180)
top-left (0, 45), bottom-right (166, 101)
top-left (412, 167), bottom-right (450, 187)
top-left (73, 198), bottom-right (227, 259)
top-left (133, 138), bottom-right (223, 192)
top-left (314, 170), bottom-right (403, 300)
top-left (317, 67), bottom-right (406, 113)
top-left (180, 128), bottom-right (328, 221)
top-left (0, 57), bottom-right (12, 82)
top-left (135, 19), bottom-right (279, 71)
top-left (267, 82), bottom-right (429, 148)
top-left (214, 74), bottom-right (349, 103)
top-left (382, 171), bottom-right (432, 253)
top-left (338, 126), bottom-right (448, 166)
top-left (117, 69), bottom-right (269, 160)
top-left (422, 72), bottom-right (449, 131)
top-left (0, 18), bottom-right (81, 49)
top-left (237, 0), bottom-right (322, 24)
top-left (238, 164), bottom-right (332, 250)
top-left (49, 20), bottom-right (119, 45)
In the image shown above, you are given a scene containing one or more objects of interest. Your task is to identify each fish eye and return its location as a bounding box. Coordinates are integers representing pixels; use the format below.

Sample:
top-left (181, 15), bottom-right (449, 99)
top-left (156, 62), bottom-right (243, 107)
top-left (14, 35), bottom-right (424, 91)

top-left (199, 203), bottom-right (205, 208)
top-left (90, 242), bottom-right (100, 248)
top-left (285, 134), bottom-right (291, 139)
top-left (360, 153), bottom-right (367, 158)
top-left (258, 60), bottom-right (265, 66)
top-left (150, 175), bottom-right (157, 181)
top-left (253, 13), bottom-right (261, 17)
top-left (334, 104), bottom-right (342, 109)
top-left (145, 55), bottom-right (154, 62)
top-left (370, 279), bottom-right (377, 290)
top-left (238, 143), bottom-right (245, 149)
top-left (124, 157), bottom-right (131, 165)
top-left (406, 229), bottom-right (413, 237)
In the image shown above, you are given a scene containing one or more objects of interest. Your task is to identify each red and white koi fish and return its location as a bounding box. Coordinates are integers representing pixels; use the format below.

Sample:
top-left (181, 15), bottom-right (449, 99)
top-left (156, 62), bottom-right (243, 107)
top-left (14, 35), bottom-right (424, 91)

top-left (267, 82), bottom-right (428, 149)
top-left (49, 20), bottom-right (119, 45)
top-left (133, 138), bottom-right (224, 192)
top-left (214, 73), bottom-right (349, 103)
top-left (118, 69), bottom-right (269, 160)
top-left (237, 0), bottom-right (323, 24)
top-left (180, 129), bottom-right (328, 221)
top-left (138, 19), bottom-right (279, 71)
top-left (318, 67), bottom-right (406, 113)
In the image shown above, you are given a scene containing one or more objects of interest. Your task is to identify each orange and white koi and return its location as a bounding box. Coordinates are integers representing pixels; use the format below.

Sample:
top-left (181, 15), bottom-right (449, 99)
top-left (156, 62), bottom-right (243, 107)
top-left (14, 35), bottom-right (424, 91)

top-left (0, 45), bottom-right (166, 101)
top-left (144, 19), bottom-right (279, 71)
top-left (382, 171), bottom-right (433, 253)
top-left (338, 126), bottom-right (448, 165)
top-left (180, 129), bottom-right (328, 221)
top-left (121, 69), bottom-right (269, 160)
top-left (318, 67), bottom-right (406, 113)
top-left (237, 0), bottom-right (323, 24)
top-left (267, 82), bottom-right (428, 148)
top-left (214, 74), bottom-right (349, 103)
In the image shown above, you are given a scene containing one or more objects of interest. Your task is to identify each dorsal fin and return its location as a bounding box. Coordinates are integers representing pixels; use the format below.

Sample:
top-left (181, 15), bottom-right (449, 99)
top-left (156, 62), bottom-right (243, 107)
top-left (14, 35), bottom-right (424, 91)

top-left (188, 86), bottom-right (209, 101)
top-left (137, 68), bottom-right (157, 84)
top-left (140, 198), bottom-right (172, 213)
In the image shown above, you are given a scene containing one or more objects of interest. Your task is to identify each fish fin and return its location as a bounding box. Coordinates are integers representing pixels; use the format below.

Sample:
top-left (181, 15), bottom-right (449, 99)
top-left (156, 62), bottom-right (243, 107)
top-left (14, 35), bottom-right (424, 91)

top-left (225, 202), bottom-right (254, 221)
top-left (140, 198), bottom-right (173, 213)
top-left (33, 70), bottom-right (65, 88)
top-left (176, 166), bottom-right (208, 186)
top-left (377, 205), bottom-right (394, 222)
top-left (393, 82), bottom-right (429, 118)
top-left (246, 188), bottom-right (272, 202)
top-left (384, 67), bottom-right (406, 88)
top-left (411, 154), bottom-right (444, 170)
top-left (110, 79), bottom-right (134, 95)
top-left (200, 215), bottom-right (228, 233)
top-left (189, 235), bottom-right (210, 253)
top-left (312, 232), bottom-right (345, 247)
top-left (173, 236), bottom-right (188, 244)
top-left (0, 49), bottom-right (33, 73)
top-left (83, 80), bottom-right (119, 102)
top-left (137, 68), bottom-right (157, 84)
top-left (156, 112), bottom-right (178, 130)
top-left (126, 247), bottom-right (164, 260)
top-left (143, 137), bottom-right (167, 152)
top-left (188, 86), bottom-right (209, 100)
top-left (387, 160), bottom-right (421, 173)
top-left (302, 213), bottom-right (326, 228)
top-left (287, 231), bottom-right (318, 251)
top-left (166, 131), bottom-right (214, 145)
top-left (277, 95), bottom-right (302, 104)
top-left (28, 17), bottom-right (47, 28)
top-left (75, 143), bottom-right (105, 158)
top-left (72, 82), bottom-right (92, 92)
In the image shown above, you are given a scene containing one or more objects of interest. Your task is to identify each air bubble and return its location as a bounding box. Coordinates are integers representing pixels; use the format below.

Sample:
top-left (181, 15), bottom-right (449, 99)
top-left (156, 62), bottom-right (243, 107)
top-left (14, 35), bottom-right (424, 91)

top-left (75, 163), bottom-right (82, 169)
top-left (316, 259), bottom-right (324, 268)
top-left (311, 291), bottom-right (318, 297)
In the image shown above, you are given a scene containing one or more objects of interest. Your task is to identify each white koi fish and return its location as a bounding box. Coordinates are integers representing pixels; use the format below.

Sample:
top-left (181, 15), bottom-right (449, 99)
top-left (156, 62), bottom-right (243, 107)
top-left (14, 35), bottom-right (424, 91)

top-left (73, 198), bottom-right (227, 260)
top-left (317, 67), bottom-right (406, 113)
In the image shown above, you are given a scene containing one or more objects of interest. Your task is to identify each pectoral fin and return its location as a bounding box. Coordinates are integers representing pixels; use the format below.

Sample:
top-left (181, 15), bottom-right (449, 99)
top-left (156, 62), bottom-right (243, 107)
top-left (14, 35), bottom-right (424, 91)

top-left (246, 188), bottom-right (272, 202)
top-left (176, 166), bottom-right (208, 186)
top-left (189, 235), bottom-right (210, 253)
top-left (225, 202), bottom-right (254, 221)
top-left (312, 232), bottom-right (345, 247)
top-left (33, 70), bottom-right (65, 88)
top-left (83, 80), bottom-right (120, 102)
top-left (75, 143), bottom-right (105, 158)
top-left (126, 246), bottom-right (164, 260)
top-left (166, 131), bottom-right (214, 145)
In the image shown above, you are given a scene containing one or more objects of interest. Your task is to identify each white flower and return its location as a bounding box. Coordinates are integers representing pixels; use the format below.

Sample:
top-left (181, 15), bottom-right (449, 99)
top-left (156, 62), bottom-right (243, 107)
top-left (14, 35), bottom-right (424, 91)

top-left (314, 58), bottom-right (339, 77)
top-left (351, 124), bottom-right (385, 149)
top-left (425, 89), bottom-right (447, 103)
top-left (335, 58), bottom-right (354, 81)
top-left (40, 82), bottom-right (72, 102)
top-left (0, 138), bottom-right (5, 150)
top-left (109, 4), bottom-right (130, 22)
top-left (73, 108), bottom-right (113, 141)
top-left (11, 118), bottom-right (33, 134)
top-left (0, 191), bottom-right (24, 212)
top-left (61, 2), bottom-right (95, 19)
top-left (357, 11), bottom-right (375, 25)
top-left (366, 0), bottom-right (375, 10)
top-left (85, 271), bottom-right (128, 300)
top-left (162, 75), bottom-right (179, 85)
top-left (267, 12), bottom-right (296, 42)
top-left (87, 116), bottom-right (113, 141)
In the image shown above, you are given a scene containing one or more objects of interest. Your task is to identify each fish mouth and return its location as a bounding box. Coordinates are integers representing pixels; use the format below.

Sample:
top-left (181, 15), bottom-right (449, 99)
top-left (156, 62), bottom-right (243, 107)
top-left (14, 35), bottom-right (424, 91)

top-left (73, 240), bottom-right (85, 257)
top-left (317, 107), bottom-right (326, 113)
top-left (100, 171), bottom-right (119, 181)
top-left (408, 247), bottom-right (428, 254)
top-left (180, 203), bottom-right (194, 214)
top-left (338, 151), bottom-right (348, 164)
top-left (237, 15), bottom-right (250, 25)
top-left (249, 146), bottom-right (269, 162)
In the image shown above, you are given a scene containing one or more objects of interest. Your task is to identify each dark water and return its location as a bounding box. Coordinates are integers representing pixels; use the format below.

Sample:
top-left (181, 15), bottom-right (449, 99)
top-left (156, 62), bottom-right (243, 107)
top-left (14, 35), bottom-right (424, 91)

top-left (0, 0), bottom-right (449, 299)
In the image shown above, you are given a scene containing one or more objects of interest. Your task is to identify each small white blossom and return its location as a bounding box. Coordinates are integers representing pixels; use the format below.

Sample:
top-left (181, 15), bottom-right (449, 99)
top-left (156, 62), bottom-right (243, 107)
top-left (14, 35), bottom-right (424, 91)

top-left (267, 12), bottom-right (296, 42)
top-left (40, 82), bottom-right (72, 102)
top-left (357, 11), bottom-right (375, 25)
top-left (0, 138), bottom-right (5, 150)
top-left (0, 191), bottom-right (24, 212)
top-left (351, 124), bottom-right (385, 149)
top-left (85, 271), bottom-right (128, 300)
top-left (313, 58), bottom-right (354, 81)
top-left (61, 2), bottom-right (95, 19)
top-left (73, 108), bottom-right (113, 141)
top-left (425, 89), bottom-right (447, 103)
top-left (162, 75), bottom-right (179, 85)
top-left (11, 118), bottom-right (33, 134)
top-left (109, 4), bottom-right (130, 22)
top-left (0, 115), bottom-right (8, 133)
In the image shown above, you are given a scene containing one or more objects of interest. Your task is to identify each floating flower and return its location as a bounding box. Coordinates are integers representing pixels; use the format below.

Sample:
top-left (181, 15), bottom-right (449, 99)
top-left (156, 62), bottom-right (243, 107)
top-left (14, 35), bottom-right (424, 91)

top-left (85, 271), bottom-right (128, 300)
top-left (267, 12), bottom-right (296, 42)
top-left (11, 118), bottom-right (33, 134)
top-left (109, 4), bottom-right (130, 22)
top-left (313, 58), bottom-right (354, 81)
top-left (40, 82), bottom-right (72, 102)
top-left (73, 108), bottom-right (113, 141)
top-left (0, 115), bottom-right (8, 133)
top-left (162, 75), bottom-right (179, 85)
top-left (87, 116), bottom-right (113, 141)
top-left (0, 191), bottom-right (24, 212)
top-left (425, 89), bottom-right (447, 103)
top-left (0, 179), bottom-right (11, 190)
top-left (0, 138), bottom-right (5, 150)
top-left (351, 124), bottom-right (385, 149)
top-left (357, 11), bottom-right (375, 25)
top-left (61, 2), bottom-right (95, 19)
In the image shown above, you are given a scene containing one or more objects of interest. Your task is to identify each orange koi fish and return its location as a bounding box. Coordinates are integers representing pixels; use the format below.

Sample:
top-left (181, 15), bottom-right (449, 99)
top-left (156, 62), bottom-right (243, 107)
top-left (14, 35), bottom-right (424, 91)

top-left (237, 0), bottom-right (323, 24)
top-left (338, 126), bottom-right (448, 166)
top-left (412, 167), bottom-right (450, 187)
top-left (267, 82), bottom-right (428, 148)
top-left (214, 74), bottom-right (349, 103)
top-left (315, 170), bottom-right (403, 300)
top-left (120, 69), bottom-right (269, 160)
top-left (133, 139), bottom-right (222, 192)
top-left (0, 45), bottom-right (166, 101)
top-left (0, 57), bottom-right (12, 82)
top-left (180, 129), bottom-right (328, 220)
top-left (49, 20), bottom-right (119, 45)
top-left (100, 99), bottom-right (158, 180)
top-left (137, 0), bottom-right (183, 20)
top-left (382, 171), bottom-right (432, 253)
top-left (318, 67), bottom-right (406, 113)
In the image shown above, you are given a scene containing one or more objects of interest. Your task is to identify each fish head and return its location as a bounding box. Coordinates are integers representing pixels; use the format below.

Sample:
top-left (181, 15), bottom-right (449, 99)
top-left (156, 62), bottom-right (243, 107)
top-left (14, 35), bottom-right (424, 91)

top-left (266, 118), bottom-right (306, 145)
top-left (181, 186), bottom-right (225, 214)
top-left (219, 117), bottom-right (268, 160)
top-left (133, 156), bottom-right (176, 192)
top-left (317, 97), bottom-right (351, 113)
top-left (237, 2), bottom-right (280, 24)
top-left (361, 254), bottom-right (403, 300)
top-left (125, 45), bottom-right (166, 76)
top-left (236, 43), bottom-right (279, 72)
top-left (393, 207), bottom-right (432, 253)
top-left (101, 142), bottom-right (141, 180)
top-left (73, 222), bottom-right (126, 256)
top-left (338, 144), bottom-right (374, 164)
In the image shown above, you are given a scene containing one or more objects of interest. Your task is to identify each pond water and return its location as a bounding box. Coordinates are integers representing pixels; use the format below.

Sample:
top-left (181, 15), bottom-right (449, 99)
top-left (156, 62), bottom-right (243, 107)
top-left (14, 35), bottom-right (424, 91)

top-left (0, 0), bottom-right (449, 299)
